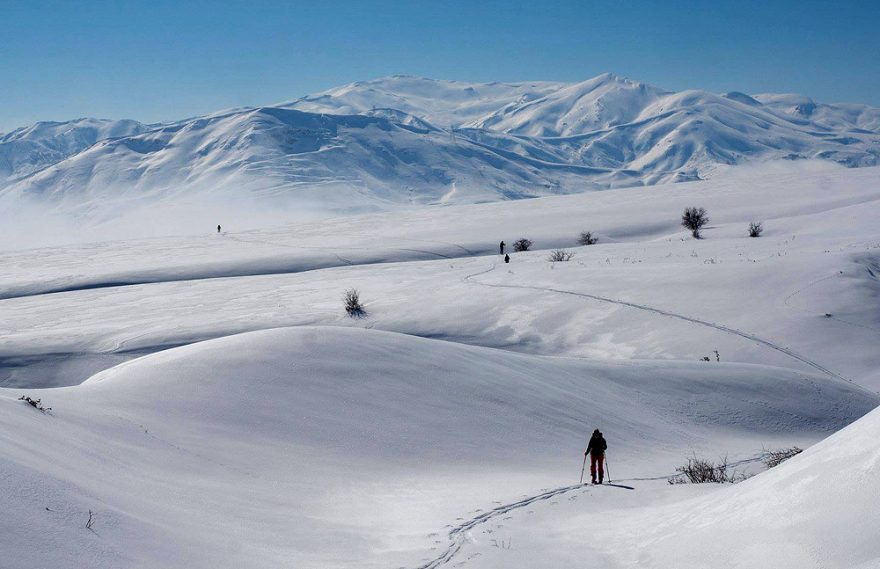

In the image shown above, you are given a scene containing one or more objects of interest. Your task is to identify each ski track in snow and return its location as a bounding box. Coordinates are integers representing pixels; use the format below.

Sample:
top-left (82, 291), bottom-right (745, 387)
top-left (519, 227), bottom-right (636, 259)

top-left (4, 243), bottom-right (873, 394)
top-left (782, 271), bottom-right (880, 335)
top-left (410, 450), bottom-right (776, 569)
top-left (413, 483), bottom-right (587, 569)
top-left (464, 262), bottom-right (877, 396)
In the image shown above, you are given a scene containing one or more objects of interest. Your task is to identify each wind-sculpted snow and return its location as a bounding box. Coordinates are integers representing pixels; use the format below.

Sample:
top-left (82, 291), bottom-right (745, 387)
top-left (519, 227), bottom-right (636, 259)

top-left (3, 163), bottom-right (880, 390)
top-left (2, 164), bottom-right (880, 568)
top-left (442, 405), bottom-right (880, 569)
top-left (0, 327), bottom-right (874, 569)
top-left (2, 74), bottom-right (879, 235)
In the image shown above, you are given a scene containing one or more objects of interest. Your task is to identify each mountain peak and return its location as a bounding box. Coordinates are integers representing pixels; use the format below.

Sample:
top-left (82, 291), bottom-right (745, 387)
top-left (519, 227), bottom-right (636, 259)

top-left (2, 74), bottom-right (879, 218)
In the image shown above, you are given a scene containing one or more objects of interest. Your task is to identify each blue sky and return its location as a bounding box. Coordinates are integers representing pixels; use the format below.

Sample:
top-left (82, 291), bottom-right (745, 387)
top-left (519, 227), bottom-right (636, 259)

top-left (1, 0), bottom-right (878, 133)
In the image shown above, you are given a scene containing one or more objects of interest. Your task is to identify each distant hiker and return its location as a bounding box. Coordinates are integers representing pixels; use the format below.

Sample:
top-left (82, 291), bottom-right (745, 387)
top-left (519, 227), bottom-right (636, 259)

top-left (500, 241), bottom-right (505, 254)
top-left (217, 224), bottom-right (221, 233)
top-left (504, 254), bottom-right (510, 264)
top-left (585, 429), bottom-right (608, 484)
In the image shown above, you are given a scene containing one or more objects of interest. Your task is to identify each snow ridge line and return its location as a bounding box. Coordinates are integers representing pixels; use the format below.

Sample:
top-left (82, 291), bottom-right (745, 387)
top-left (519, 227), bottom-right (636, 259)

top-left (464, 262), bottom-right (877, 396)
top-left (0, 236), bottom-right (478, 301)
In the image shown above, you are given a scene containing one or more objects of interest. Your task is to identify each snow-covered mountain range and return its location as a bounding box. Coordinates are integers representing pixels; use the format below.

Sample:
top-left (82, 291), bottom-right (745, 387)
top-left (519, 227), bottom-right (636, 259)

top-left (2, 73), bottom-right (879, 220)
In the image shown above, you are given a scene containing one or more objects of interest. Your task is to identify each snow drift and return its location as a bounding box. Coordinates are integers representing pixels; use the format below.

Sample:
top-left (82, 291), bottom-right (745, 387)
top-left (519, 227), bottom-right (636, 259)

top-left (1, 326), bottom-right (874, 569)
top-left (480, 404), bottom-right (880, 569)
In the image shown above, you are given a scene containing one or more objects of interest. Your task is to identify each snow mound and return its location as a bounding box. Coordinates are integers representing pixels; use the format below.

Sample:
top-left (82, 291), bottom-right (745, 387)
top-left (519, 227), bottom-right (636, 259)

top-left (581, 405), bottom-right (880, 569)
top-left (1, 326), bottom-right (874, 568)
top-left (683, 405), bottom-right (880, 567)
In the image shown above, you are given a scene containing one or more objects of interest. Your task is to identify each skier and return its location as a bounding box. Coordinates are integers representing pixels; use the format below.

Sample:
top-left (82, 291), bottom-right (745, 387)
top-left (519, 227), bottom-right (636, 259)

top-left (499, 241), bottom-right (505, 255)
top-left (217, 224), bottom-right (221, 233)
top-left (504, 253), bottom-right (510, 264)
top-left (584, 429), bottom-right (607, 484)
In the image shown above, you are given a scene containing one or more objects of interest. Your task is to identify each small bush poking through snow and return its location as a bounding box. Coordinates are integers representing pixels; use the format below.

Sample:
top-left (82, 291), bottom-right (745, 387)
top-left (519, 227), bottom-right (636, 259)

top-left (18, 395), bottom-right (51, 413)
top-left (578, 231), bottom-right (598, 246)
top-left (681, 207), bottom-right (709, 239)
top-left (668, 455), bottom-right (748, 484)
top-left (513, 238), bottom-right (533, 252)
top-left (344, 288), bottom-right (366, 318)
top-left (762, 446), bottom-right (803, 468)
top-left (748, 221), bottom-right (764, 237)
top-left (548, 249), bottom-right (575, 262)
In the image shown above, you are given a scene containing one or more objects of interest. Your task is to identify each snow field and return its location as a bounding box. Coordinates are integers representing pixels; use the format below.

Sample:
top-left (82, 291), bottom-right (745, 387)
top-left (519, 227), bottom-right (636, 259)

top-left (1, 327), bottom-right (875, 568)
top-left (1, 162), bottom-right (878, 567)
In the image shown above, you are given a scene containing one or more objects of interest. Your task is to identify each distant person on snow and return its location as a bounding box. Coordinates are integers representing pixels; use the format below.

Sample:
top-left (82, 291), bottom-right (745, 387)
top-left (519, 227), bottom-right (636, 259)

top-left (217, 224), bottom-right (221, 233)
top-left (500, 241), bottom-right (505, 254)
top-left (585, 429), bottom-right (608, 484)
top-left (504, 253), bottom-right (510, 264)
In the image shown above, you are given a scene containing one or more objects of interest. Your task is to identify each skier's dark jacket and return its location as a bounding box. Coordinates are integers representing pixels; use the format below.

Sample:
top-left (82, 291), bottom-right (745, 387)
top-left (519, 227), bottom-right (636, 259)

top-left (586, 432), bottom-right (607, 457)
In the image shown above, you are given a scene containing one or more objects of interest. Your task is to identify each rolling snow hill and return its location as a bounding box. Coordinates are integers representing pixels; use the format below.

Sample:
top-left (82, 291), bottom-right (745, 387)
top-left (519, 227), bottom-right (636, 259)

top-left (453, 403), bottom-right (880, 569)
top-left (1, 74), bottom-right (879, 239)
top-left (1, 327), bottom-right (875, 569)
top-left (3, 162), bottom-right (879, 390)
top-left (2, 161), bottom-right (879, 568)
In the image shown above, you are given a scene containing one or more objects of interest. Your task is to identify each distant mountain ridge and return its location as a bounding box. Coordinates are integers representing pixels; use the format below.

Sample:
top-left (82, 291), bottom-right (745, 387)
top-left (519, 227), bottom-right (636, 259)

top-left (2, 73), bottom-right (879, 218)
top-left (0, 118), bottom-right (149, 182)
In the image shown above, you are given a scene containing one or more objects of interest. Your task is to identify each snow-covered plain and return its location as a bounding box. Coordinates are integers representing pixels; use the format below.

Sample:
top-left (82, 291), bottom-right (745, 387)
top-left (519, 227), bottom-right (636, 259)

top-left (2, 161), bottom-right (879, 567)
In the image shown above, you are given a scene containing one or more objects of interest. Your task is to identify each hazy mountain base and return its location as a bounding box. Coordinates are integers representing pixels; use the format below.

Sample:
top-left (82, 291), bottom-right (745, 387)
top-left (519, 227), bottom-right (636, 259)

top-left (2, 74), bottom-right (879, 246)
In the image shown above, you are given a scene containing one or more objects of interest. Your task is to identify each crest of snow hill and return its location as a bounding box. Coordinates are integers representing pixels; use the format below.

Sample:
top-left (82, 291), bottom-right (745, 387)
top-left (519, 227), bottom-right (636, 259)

top-left (1, 73), bottom-right (879, 212)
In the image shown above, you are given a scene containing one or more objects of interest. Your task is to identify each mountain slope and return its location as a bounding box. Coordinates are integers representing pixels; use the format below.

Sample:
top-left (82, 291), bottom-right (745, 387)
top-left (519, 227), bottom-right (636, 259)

top-left (0, 118), bottom-right (148, 182)
top-left (280, 74), bottom-right (567, 128)
top-left (1, 107), bottom-right (632, 220)
top-left (2, 74), bottom-right (879, 229)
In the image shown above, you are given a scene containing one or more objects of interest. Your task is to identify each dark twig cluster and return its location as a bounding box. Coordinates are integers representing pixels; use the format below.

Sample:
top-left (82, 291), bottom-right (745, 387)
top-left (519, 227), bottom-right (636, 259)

top-left (344, 288), bottom-right (366, 318)
top-left (19, 395), bottom-right (51, 413)
top-left (578, 231), bottom-right (598, 246)
top-left (513, 238), bottom-right (533, 252)
top-left (547, 249), bottom-right (575, 262)
top-left (668, 455), bottom-right (749, 484)
top-left (762, 446), bottom-right (803, 468)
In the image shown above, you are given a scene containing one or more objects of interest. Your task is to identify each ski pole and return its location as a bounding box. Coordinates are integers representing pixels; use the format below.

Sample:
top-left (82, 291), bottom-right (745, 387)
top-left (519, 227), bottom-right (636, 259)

top-left (579, 453), bottom-right (587, 484)
top-left (605, 455), bottom-right (611, 483)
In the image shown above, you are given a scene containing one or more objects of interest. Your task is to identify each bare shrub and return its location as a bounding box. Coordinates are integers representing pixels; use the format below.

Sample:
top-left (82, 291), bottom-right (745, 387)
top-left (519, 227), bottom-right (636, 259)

top-left (748, 221), bottom-right (764, 238)
top-left (578, 231), bottom-right (598, 246)
top-left (19, 395), bottom-right (51, 413)
top-left (343, 288), bottom-right (366, 317)
top-left (547, 249), bottom-right (575, 262)
top-left (86, 510), bottom-right (95, 530)
top-left (762, 446), bottom-right (803, 468)
top-left (681, 207), bottom-right (709, 239)
top-left (668, 455), bottom-right (748, 484)
top-left (513, 238), bottom-right (533, 252)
